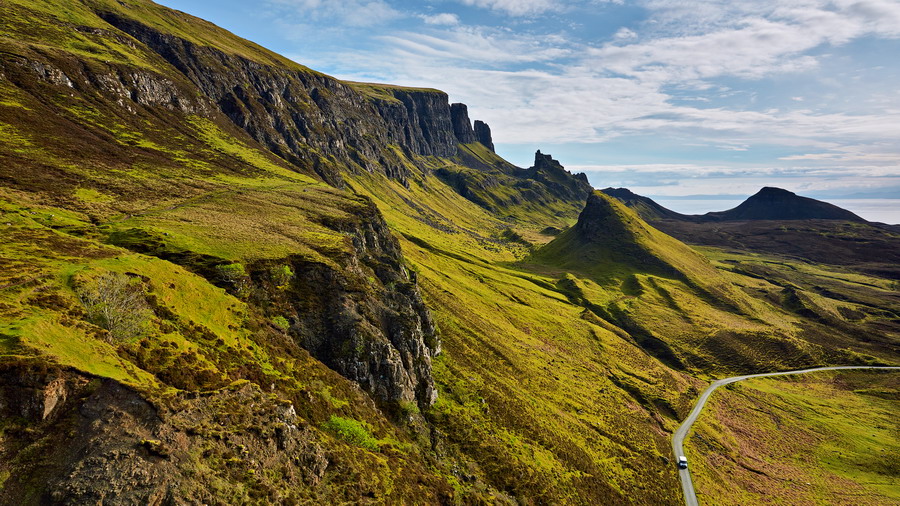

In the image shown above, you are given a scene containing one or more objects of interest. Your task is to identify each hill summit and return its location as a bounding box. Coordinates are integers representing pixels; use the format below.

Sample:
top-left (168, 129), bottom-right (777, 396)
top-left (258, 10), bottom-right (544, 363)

top-left (602, 187), bottom-right (866, 223)
top-left (534, 191), bottom-right (735, 293)
top-left (707, 187), bottom-right (865, 222)
top-left (601, 187), bottom-right (695, 221)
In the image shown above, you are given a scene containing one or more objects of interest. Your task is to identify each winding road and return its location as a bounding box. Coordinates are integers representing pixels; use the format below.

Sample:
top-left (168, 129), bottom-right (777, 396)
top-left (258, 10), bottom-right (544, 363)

top-left (672, 365), bottom-right (900, 506)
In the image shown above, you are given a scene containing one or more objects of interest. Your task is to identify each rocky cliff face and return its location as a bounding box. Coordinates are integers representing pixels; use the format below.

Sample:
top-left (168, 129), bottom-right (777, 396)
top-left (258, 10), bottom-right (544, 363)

top-left (0, 364), bottom-right (401, 504)
top-left (474, 120), bottom-right (495, 152)
top-left (6, 10), bottom-right (496, 189)
top-left (247, 198), bottom-right (440, 408)
top-left (94, 13), bottom-right (486, 186)
top-left (450, 103), bottom-right (477, 144)
top-left (369, 89), bottom-right (458, 159)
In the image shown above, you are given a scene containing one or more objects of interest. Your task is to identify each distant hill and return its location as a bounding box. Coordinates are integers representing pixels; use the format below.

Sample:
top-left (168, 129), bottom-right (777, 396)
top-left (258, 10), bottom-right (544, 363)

top-left (602, 188), bottom-right (900, 277)
top-left (602, 186), bottom-right (866, 223)
top-left (705, 187), bottom-right (865, 222)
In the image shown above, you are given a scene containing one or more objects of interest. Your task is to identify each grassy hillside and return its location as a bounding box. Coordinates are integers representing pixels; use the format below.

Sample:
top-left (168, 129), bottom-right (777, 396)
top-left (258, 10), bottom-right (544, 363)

top-left (1, 0), bottom-right (898, 503)
top-left (348, 170), bottom-right (705, 501)
top-left (686, 370), bottom-right (899, 505)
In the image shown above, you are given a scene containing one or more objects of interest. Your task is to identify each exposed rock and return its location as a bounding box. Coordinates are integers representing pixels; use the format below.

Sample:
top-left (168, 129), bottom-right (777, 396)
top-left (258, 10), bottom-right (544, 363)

top-left (450, 103), bottom-right (477, 144)
top-left (371, 88), bottom-right (458, 158)
top-left (247, 197), bottom-right (440, 409)
top-left (473, 120), bottom-right (494, 152)
top-left (0, 366), bottom-right (331, 504)
top-left (2, 47), bottom-right (207, 115)
top-left (27, 60), bottom-right (73, 88)
top-left (97, 13), bottom-right (461, 185)
top-left (0, 363), bottom-right (82, 422)
top-left (526, 150), bottom-right (593, 203)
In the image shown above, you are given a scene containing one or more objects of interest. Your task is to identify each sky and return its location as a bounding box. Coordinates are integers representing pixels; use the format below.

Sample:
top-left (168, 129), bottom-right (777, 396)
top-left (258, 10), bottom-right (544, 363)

top-left (157, 0), bottom-right (900, 222)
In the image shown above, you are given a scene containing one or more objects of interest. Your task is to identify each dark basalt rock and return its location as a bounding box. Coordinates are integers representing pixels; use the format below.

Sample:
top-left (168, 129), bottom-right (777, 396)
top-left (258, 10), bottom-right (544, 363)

top-left (247, 198), bottom-right (440, 409)
top-left (474, 120), bottom-right (494, 152)
top-left (526, 150), bottom-right (593, 203)
top-left (450, 103), bottom-right (477, 144)
top-left (97, 13), bottom-right (462, 185)
top-left (370, 88), bottom-right (458, 159)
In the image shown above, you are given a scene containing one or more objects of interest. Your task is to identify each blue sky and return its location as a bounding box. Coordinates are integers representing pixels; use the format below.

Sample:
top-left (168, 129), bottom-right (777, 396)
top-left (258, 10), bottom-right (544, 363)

top-left (157, 0), bottom-right (900, 220)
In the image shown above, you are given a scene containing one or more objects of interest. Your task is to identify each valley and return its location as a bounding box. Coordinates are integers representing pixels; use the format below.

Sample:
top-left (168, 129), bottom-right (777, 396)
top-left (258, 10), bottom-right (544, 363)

top-left (0, 0), bottom-right (897, 504)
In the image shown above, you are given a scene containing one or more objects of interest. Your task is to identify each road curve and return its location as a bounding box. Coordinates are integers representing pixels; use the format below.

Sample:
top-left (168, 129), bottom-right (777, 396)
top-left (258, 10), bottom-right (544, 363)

top-left (672, 365), bottom-right (900, 506)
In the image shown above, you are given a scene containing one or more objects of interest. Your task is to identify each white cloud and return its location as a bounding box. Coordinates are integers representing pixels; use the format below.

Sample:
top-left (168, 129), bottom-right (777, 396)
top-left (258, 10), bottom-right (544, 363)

top-left (377, 27), bottom-right (573, 66)
top-left (420, 13), bottom-right (460, 26)
top-left (285, 0), bottom-right (900, 192)
top-left (456, 0), bottom-right (561, 16)
top-left (266, 0), bottom-right (401, 27)
top-left (613, 27), bottom-right (637, 40)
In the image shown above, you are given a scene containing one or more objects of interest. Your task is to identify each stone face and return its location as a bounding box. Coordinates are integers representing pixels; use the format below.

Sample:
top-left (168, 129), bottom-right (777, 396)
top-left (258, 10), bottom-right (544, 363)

top-left (373, 90), bottom-right (458, 158)
top-left (98, 13), bottom-right (461, 185)
top-left (247, 198), bottom-right (440, 409)
top-left (0, 368), bottom-right (331, 504)
top-left (526, 150), bottom-right (594, 203)
top-left (473, 120), bottom-right (494, 152)
top-left (450, 103), bottom-right (477, 144)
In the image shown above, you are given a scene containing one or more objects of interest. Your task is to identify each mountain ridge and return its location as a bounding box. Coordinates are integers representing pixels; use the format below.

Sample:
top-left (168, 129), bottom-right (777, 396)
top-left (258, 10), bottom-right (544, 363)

top-left (1, 1), bottom-right (898, 504)
top-left (602, 186), bottom-right (900, 277)
top-left (603, 186), bottom-right (866, 223)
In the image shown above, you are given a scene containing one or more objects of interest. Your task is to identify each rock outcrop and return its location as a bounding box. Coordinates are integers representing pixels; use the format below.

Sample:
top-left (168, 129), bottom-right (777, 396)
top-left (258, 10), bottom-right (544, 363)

top-left (450, 103), bottom-right (477, 144)
top-left (0, 364), bottom-right (333, 504)
top-left (370, 88), bottom-right (458, 159)
top-left (248, 198), bottom-right (440, 408)
top-left (526, 150), bottom-right (593, 202)
top-left (474, 120), bottom-right (494, 152)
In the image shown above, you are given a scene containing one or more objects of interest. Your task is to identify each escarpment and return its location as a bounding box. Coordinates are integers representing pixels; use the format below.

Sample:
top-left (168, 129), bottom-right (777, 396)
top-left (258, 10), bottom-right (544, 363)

top-left (450, 103), bottom-right (477, 144)
top-left (93, 12), bottom-right (495, 186)
top-left (246, 198), bottom-right (440, 409)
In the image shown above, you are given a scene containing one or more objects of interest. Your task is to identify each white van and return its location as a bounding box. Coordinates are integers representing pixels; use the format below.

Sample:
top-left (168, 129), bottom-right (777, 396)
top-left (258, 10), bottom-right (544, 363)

top-left (677, 456), bottom-right (688, 469)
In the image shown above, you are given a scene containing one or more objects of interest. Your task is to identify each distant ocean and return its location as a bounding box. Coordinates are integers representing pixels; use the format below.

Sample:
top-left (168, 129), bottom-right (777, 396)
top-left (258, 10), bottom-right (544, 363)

top-left (652, 198), bottom-right (900, 225)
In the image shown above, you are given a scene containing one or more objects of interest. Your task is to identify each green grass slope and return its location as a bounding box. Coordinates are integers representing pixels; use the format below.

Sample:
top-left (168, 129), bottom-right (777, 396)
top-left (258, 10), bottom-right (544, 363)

top-left (528, 192), bottom-right (897, 374)
top-left (1, 0), bottom-right (898, 503)
top-left (686, 370), bottom-right (899, 505)
top-left (348, 169), bottom-right (703, 503)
